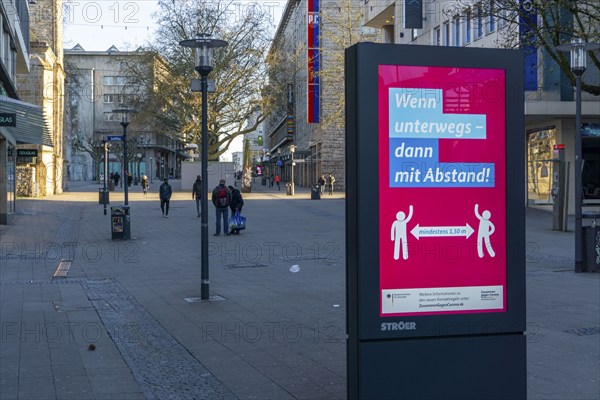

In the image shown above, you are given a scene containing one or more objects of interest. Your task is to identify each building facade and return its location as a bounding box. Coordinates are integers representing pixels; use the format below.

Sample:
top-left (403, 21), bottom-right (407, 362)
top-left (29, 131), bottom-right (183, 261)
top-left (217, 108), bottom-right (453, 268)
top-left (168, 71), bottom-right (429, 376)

top-left (266, 0), bottom-right (377, 191)
top-left (16, 0), bottom-right (66, 197)
top-left (364, 0), bottom-right (600, 211)
top-left (1, 0), bottom-right (52, 224)
top-left (64, 46), bottom-right (185, 184)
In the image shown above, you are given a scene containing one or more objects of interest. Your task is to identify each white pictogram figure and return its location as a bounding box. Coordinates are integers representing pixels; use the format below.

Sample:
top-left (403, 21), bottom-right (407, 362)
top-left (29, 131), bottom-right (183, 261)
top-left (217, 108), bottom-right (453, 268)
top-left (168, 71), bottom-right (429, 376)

top-left (391, 205), bottom-right (413, 260)
top-left (475, 204), bottom-right (496, 258)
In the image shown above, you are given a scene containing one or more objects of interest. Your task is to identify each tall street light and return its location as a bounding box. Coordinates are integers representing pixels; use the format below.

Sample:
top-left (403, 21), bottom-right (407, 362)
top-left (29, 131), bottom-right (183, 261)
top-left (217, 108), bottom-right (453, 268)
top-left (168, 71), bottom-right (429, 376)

top-left (557, 38), bottom-right (600, 272)
top-left (102, 140), bottom-right (109, 215)
top-left (180, 33), bottom-right (228, 300)
top-left (113, 108), bottom-right (136, 206)
top-left (290, 144), bottom-right (295, 195)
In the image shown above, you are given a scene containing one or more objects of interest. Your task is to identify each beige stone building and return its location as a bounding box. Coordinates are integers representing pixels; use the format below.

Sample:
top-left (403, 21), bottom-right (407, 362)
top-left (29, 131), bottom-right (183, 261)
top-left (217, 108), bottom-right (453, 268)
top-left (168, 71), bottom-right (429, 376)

top-left (16, 0), bottom-right (65, 197)
top-left (0, 0), bottom-right (47, 224)
top-left (265, 0), bottom-right (377, 191)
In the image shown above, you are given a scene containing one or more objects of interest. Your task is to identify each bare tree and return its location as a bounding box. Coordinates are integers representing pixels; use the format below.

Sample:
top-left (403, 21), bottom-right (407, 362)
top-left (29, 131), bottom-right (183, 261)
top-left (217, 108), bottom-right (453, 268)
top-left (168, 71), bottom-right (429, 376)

top-left (121, 0), bottom-right (280, 160)
top-left (445, 0), bottom-right (600, 95)
top-left (319, 0), bottom-right (379, 130)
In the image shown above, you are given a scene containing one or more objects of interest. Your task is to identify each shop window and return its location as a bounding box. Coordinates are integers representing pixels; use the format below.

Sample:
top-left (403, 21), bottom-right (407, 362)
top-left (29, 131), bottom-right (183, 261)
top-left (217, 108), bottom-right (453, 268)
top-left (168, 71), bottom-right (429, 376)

top-left (527, 127), bottom-right (556, 204)
top-left (582, 123), bottom-right (600, 201)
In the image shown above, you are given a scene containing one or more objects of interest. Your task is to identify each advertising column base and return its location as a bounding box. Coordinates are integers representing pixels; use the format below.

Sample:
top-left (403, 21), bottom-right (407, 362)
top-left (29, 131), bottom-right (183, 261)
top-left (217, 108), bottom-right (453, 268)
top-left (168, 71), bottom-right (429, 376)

top-left (358, 333), bottom-right (526, 399)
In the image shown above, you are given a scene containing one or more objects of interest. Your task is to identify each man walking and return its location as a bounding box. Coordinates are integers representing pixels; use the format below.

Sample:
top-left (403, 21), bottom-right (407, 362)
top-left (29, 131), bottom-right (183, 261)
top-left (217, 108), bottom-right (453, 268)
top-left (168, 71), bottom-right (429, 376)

top-left (212, 179), bottom-right (231, 236)
top-left (192, 175), bottom-right (202, 218)
top-left (159, 178), bottom-right (172, 218)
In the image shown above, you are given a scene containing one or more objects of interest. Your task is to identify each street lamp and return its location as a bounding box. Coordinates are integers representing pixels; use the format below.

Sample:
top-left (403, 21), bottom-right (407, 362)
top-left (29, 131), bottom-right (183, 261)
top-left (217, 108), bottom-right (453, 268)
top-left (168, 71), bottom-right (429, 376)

top-left (149, 157), bottom-right (153, 184)
top-left (290, 144), bottom-right (296, 195)
top-left (113, 107), bottom-right (136, 206)
top-left (180, 33), bottom-right (228, 300)
top-left (557, 37), bottom-right (600, 272)
top-left (102, 140), bottom-right (110, 215)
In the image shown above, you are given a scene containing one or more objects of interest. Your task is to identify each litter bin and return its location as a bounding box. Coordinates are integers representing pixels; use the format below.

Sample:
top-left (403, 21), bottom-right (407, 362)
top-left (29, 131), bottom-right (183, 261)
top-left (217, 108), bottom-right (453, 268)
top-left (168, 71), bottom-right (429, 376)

top-left (582, 212), bottom-right (600, 272)
top-left (286, 183), bottom-right (292, 195)
top-left (99, 188), bottom-right (109, 205)
top-left (111, 206), bottom-right (131, 240)
top-left (262, 178), bottom-right (267, 186)
top-left (311, 184), bottom-right (321, 200)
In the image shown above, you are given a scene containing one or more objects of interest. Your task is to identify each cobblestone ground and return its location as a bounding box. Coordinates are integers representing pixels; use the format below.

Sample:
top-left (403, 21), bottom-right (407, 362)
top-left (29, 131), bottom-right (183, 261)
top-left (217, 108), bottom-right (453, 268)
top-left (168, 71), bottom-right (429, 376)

top-left (83, 279), bottom-right (236, 400)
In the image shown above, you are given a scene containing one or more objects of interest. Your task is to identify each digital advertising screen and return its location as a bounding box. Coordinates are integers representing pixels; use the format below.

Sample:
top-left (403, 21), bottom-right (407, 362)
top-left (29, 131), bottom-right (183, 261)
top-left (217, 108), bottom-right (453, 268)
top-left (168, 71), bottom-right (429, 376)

top-left (378, 65), bottom-right (507, 317)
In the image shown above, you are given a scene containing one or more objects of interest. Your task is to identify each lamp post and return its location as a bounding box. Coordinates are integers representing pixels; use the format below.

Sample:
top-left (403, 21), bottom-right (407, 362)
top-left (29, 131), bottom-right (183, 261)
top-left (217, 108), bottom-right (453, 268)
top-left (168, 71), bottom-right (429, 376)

top-left (102, 140), bottom-right (109, 215)
top-left (557, 38), bottom-right (600, 272)
top-left (290, 144), bottom-right (296, 195)
top-left (160, 156), bottom-right (164, 179)
top-left (113, 108), bottom-right (136, 206)
top-left (180, 33), bottom-right (228, 300)
top-left (149, 157), bottom-right (153, 184)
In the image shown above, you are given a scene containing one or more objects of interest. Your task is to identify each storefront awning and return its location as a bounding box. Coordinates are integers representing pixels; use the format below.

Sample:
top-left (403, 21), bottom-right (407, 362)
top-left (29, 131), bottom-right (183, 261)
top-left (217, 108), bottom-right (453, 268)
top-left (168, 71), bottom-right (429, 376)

top-left (0, 96), bottom-right (52, 146)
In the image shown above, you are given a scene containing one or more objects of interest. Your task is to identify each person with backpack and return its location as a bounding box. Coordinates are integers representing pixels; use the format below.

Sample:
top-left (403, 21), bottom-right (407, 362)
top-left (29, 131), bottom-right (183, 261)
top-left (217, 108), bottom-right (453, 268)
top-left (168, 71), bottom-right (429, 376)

top-left (212, 179), bottom-right (231, 236)
top-left (228, 185), bottom-right (244, 235)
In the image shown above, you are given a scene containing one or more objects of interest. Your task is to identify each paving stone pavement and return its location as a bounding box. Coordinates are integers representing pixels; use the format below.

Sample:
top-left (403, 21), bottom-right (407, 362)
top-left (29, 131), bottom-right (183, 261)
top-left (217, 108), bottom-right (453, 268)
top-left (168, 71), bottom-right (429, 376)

top-left (0, 180), bottom-right (598, 400)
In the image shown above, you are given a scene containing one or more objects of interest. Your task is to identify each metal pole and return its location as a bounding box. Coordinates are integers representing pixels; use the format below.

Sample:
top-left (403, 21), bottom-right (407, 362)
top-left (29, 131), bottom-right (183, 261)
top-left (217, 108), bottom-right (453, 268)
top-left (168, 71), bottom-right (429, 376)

top-left (200, 73), bottom-right (210, 299)
top-left (574, 74), bottom-right (583, 272)
top-left (290, 151), bottom-right (294, 196)
top-left (123, 121), bottom-right (129, 206)
top-left (103, 142), bottom-right (108, 215)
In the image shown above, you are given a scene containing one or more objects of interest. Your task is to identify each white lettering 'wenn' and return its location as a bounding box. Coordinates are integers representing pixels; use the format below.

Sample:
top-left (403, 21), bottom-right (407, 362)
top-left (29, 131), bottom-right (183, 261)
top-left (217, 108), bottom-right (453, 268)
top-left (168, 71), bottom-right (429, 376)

top-left (396, 93), bottom-right (437, 109)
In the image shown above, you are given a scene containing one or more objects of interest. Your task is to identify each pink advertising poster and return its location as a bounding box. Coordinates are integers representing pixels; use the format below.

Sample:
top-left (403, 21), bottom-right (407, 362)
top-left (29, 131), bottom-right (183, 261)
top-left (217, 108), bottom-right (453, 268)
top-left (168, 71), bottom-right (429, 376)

top-left (379, 65), bottom-right (507, 317)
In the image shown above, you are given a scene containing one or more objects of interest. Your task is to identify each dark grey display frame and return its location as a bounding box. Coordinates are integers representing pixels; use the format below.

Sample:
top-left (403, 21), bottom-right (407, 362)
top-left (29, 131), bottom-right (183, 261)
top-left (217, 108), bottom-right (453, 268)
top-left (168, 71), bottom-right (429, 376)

top-left (346, 43), bottom-right (526, 399)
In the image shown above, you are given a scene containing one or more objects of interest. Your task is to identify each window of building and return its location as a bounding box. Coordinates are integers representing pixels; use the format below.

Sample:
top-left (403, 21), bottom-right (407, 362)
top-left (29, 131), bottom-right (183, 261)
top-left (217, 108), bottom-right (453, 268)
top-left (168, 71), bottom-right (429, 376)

top-left (454, 16), bottom-right (461, 46)
top-left (411, 29), bottom-right (419, 41)
top-left (103, 112), bottom-right (119, 121)
top-left (443, 21), bottom-right (450, 46)
top-left (104, 94), bottom-right (135, 104)
top-left (527, 127), bottom-right (556, 204)
top-left (498, 6), bottom-right (508, 29)
top-left (488, 0), bottom-right (496, 33)
top-left (433, 26), bottom-right (441, 46)
top-left (464, 8), bottom-right (472, 44)
top-left (476, 3), bottom-right (484, 39)
top-left (103, 76), bottom-right (131, 86)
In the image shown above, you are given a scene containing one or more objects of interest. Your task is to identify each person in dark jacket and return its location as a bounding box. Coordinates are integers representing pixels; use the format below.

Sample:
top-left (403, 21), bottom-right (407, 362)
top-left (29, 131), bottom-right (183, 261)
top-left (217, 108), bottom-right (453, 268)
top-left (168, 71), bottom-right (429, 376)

top-left (228, 185), bottom-right (244, 235)
top-left (192, 175), bottom-right (202, 217)
top-left (159, 178), bottom-right (172, 217)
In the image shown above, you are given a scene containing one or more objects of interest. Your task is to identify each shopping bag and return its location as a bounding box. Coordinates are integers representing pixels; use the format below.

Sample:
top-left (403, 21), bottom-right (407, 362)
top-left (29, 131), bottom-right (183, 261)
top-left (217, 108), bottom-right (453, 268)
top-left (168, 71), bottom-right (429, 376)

top-left (235, 211), bottom-right (246, 230)
top-left (229, 214), bottom-right (238, 230)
